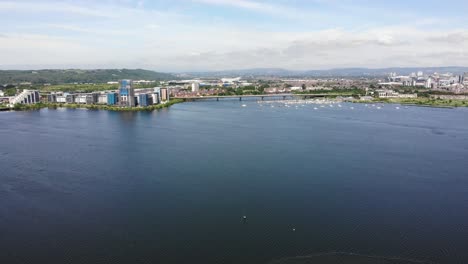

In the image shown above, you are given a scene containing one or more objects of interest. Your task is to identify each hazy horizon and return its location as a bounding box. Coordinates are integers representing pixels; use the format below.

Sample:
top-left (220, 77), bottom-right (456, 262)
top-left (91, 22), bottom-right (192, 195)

top-left (1, 0), bottom-right (467, 71)
top-left (2, 66), bottom-right (468, 74)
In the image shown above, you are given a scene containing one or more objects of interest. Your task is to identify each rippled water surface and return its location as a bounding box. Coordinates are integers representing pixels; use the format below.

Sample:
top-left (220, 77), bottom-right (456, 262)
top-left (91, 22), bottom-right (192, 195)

top-left (1, 101), bottom-right (468, 263)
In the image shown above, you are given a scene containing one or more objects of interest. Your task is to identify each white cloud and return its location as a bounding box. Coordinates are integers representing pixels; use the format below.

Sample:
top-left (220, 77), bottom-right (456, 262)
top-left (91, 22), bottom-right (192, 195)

top-left (0, 1), bottom-right (467, 71)
top-left (0, 1), bottom-right (117, 18)
top-left (192, 0), bottom-right (323, 20)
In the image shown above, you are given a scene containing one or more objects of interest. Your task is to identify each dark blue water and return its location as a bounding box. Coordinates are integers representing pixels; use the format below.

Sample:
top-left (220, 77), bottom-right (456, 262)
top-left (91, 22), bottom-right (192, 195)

top-left (1, 101), bottom-right (468, 264)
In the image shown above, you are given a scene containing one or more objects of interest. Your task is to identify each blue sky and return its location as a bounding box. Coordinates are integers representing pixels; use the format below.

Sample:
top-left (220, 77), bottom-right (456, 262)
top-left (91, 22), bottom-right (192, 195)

top-left (0, 0), bottom-right (467, 71)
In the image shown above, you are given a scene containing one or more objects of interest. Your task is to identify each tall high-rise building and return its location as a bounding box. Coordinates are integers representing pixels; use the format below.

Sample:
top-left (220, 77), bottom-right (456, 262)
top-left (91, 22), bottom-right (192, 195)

top-left (138, 94), bottom-right (150, 107)
top-left (107, 93), bottom-right (118, 105)
top-left (152, 92), bottom-right (160, 104)
top-left (119, 79), bottom-right (135, 107)
top-left (192, 82), bottom-right (200, 92)
top-left (160, 88), bottom-right (169, 102)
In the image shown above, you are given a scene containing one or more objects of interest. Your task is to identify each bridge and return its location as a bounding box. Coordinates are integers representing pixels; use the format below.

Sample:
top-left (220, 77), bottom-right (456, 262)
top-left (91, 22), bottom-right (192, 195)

top-left (174, 93), bottom-right (351, 101)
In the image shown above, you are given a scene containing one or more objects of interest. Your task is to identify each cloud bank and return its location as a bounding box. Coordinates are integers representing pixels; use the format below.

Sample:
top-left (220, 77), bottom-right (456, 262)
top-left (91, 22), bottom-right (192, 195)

top-left (0, 0), bottom-right (467, 71)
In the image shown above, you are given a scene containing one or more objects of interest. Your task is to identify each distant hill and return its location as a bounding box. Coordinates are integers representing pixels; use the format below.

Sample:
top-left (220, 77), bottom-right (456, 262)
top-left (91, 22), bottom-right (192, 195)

top-left (185, 67), bottom-right (468, 78)
top-left (0, 69), bottom-right (176, 85)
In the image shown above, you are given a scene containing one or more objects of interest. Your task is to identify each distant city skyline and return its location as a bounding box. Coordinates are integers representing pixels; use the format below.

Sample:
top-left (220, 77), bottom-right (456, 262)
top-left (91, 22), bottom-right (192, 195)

top-left (1, 0), bottom-right (468, 71)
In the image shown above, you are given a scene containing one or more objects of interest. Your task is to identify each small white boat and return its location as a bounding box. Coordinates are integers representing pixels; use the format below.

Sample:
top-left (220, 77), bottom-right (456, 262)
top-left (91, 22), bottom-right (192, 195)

top-left (242, 104), bottom-right (247, 107)
top-left (314, 107), bottom-right (318, 110)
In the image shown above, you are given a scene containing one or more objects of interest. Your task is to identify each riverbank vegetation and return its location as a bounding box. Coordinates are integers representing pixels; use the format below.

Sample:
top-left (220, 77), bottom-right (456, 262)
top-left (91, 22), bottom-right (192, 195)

top-left (11, 99), bottom-right (184, 112)
top-left (359, 98), bottom-right (468, 108)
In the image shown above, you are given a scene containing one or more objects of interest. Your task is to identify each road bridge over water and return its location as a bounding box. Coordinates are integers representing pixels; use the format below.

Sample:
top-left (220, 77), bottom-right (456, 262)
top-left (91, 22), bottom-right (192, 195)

top-left (174, 94), bottom-right (351, 101)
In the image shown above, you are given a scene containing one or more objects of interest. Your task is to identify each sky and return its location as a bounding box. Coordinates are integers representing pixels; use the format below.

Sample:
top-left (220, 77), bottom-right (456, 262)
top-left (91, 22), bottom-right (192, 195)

top-left (0, 0), bottom-right (467, 72)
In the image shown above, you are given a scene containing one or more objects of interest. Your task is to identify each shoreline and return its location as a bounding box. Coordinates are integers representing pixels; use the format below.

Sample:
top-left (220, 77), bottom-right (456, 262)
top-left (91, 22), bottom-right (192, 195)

top-left (8, 99), bottom-right (184, 112)
top-left (5, 96), bottom-right (468, 112)
top-left (351, 98), bottom-right (467, 108)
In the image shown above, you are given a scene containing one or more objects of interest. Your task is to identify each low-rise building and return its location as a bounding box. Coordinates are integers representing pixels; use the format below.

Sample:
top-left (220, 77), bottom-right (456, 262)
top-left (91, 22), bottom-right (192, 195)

top-left (9, 89), bottom-right (40, 105)
top-left (377, 90), bottom-right (399, 98)
top-left (97, 94), bottom-right (107, 104)
top-left (56, 95), bottom-right (67, 103)
top-left (66, 94), bottom-right (75, 103)
top-left (47, 94), bottom-right (57, 103)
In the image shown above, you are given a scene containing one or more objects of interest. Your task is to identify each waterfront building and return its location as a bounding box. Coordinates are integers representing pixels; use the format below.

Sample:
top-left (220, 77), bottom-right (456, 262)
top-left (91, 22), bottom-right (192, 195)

top-left (152, 92), bottom-right (160, 104)
top-left (9, 89), bottom-right (40, 105)
top-left (160, 88), bottom-right (169, 102)
top-left (119, 79), bottom-right (135, 107)
top-left (97, 94), bottom-right (108, 104)
top-left (74, 93), bottom-right (98, 104)
top-left (66, 94), bottom-right (75, 104)
top-left (377, 90), bottom-right (399, 98)
top-left (56, 95), bottom-right (67, 103)
top-left (86, 93), bottom-right (98, 104)
top-left (75, 95), bottom-right (87, 104)
top-left (47, 94), bottom-right (57, 103)
top-left (138, 94), bottom-right (151, 107)
top-left (192, 82), bottom-right (200, 92)
top-left (107, 93), bottom-right (118, 105)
